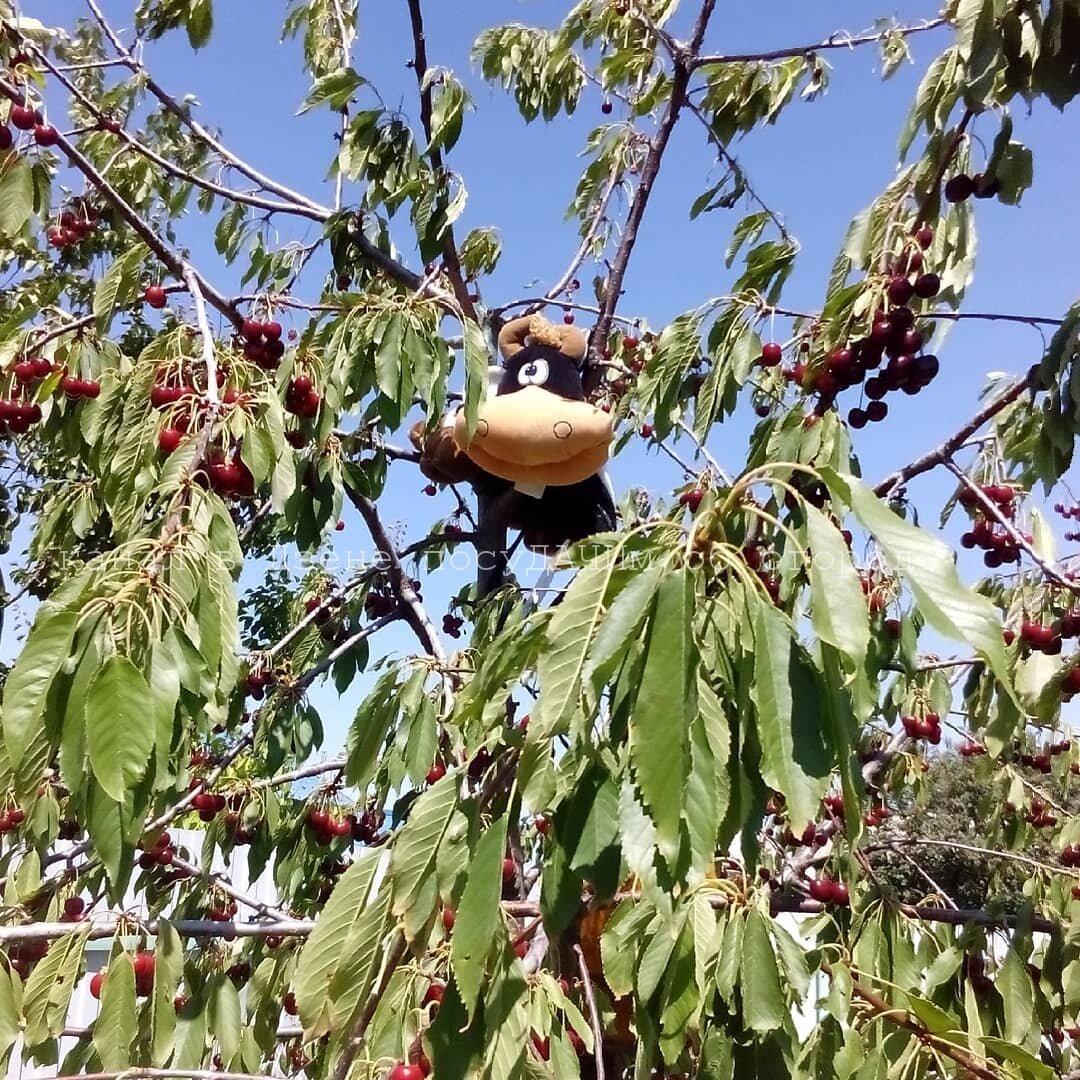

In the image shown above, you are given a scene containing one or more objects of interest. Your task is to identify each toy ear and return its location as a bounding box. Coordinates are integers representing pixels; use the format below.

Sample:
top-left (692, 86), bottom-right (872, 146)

top-left (498, 315), bottom-right (587, 363)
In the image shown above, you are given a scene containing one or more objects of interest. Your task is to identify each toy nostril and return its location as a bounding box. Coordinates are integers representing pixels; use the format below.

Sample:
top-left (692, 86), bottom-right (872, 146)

top-left (553, 421), bottom-right (573, 439)
top-left (476, 419), bottom-right (489, 437)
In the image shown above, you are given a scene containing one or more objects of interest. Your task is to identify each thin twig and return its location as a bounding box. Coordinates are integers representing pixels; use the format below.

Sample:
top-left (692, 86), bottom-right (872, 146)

top-left (692, 18), bottom-right (947, 68)
top-left (574, 944), bottom-right (606, 1080)
top-left (874, 368), bottom-right (1038, 497)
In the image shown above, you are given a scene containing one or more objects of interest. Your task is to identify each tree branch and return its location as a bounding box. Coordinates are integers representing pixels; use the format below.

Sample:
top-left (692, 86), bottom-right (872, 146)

top-left (873, 367), bottom-right (1038, 497)
top-left (589, 0), bottom-right (718, 361)
top-left (574, 944), bottom-right (606, 1080)
top-left (692, 18), bottom-right (947, 69)
top-left (404, 0), bottom-right (477, 323)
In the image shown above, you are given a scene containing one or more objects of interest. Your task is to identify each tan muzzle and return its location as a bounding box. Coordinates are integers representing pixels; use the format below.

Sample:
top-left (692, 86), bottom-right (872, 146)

top-left (454, 386), bottom-right (613, 487)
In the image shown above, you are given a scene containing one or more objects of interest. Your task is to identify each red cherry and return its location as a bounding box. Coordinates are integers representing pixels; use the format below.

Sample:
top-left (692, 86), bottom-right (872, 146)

top-left (241, 318), bottom-right (264, 340)
top-left (0, 125), bottom-right (11, 149)
top-left (514, 939), bottom-right (528, 959)
top-left (808, 878), bottom-right (833, 902)
top-left (622, 334), bottom-right (639, 350)
top-left (760, 342), bottom-right (783, 367)
top-left (422, 981), bottom-right (446, 1008)
top-left (158, 427), bottom-right (184, 455)
top-left (33, 124), bottom-right (58, 147)
top-left (887, 277), bottom-right (914, 305)
top-left (307, 808), bottom-right (330, 831)
top-left (263, 321), bottom-right (282, 341)
top-left (914, 273), bottom-right (941, 299)
top-left (89, 971), bottom-right (104, 998)
top-left (9, 105), bottom-right (38, 131)
top-left (442, 906), bottom-right (456, 932)
top-left (63, 896), bottom-right (85, 917)
top-left (502, 857), bottom-right (517, 884)
top-left (389, 1065), bottom-right (425, 1080)
top-left (144, 285), bottom-right (167, 309)
top-left (133, 951), bottom-right (155, 980)
top-left (680, 487), bottom-right (704, 512)
top-left (601, 101), bottom-right (613, 115)
top-left (944, 174), bottom-right (975, 203)
top-left (563, 312), bottom-right (575, 325)
top-left (290, 374), bottom-right (313, 396)
top-left (915, 225), bottom-right (933, 249)
top-left (426, 763), bottom-right (446, 784)
top-left (640, 424), bottom-right (653, 438)
top-left (283, 990), bottom-right (298, 1015)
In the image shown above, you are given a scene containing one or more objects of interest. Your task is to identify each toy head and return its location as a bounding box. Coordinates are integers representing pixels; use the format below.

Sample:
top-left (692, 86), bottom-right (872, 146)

top-left (453, 315), bottom-right (614, 487)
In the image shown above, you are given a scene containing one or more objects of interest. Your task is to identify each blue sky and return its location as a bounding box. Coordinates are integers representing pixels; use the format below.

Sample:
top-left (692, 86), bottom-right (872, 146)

top-left (21, 1), bottom-right (1080, 749)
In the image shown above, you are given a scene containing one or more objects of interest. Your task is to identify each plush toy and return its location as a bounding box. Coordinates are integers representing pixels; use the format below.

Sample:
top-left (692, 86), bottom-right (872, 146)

top-left (412, 314), bottom-right (616, 553)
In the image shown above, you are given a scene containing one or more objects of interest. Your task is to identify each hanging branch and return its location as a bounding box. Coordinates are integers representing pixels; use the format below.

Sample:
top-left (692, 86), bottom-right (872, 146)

top-left (874, 367), bottom-right (1039, 497)
top-left (691, 18), bottom-right (948, 68)
top-left (404, 0), bottom-right (478, 323)
top-left (588, 0), bottom-right (719, 360)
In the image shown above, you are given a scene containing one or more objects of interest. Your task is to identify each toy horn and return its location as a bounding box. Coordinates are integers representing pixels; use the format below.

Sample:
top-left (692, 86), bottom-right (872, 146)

top-left (497, 315), bottom-right (588, 364)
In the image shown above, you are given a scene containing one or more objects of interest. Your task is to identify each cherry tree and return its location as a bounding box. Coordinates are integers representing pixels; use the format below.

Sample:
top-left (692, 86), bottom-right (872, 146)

top-left (0, 1), bottom-right (1078, 1078)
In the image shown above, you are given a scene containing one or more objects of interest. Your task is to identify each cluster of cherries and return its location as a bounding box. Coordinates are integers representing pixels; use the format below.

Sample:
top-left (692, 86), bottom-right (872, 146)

top-left (191, 789), bottom-right (230, 822)
top-left (285, 373), bottom-right (321, 418)
top-left (1012, 618), bottom-right (1072, 655)
top-left (741, 541), bottom-right (782, 605)
top-left (944, 172), bottom-right (1000, 203)
top-left (958, 483), bottom-right (1026, 566)
top-left (305, 805), bottom-right (384, 847)
top-left (245, 668), bottom-right (276, 699)
top-left (200, 446), bottom-right (255, 498)
top-left (901, 710), bottom-right (942, 743)
top-left (442, 611), bottom-right (465, 639)
top-left (807, 876), bottom-right (850, 906)
top-left (365, 587), bottom-right (401, 619)
top-left (0, 802), bottom-right (25, 832)
top-left (137, 830), bottom-right (177, 869)
top-left (4, 101), bottom-right (58, 149)
top-left (241, 317), bottom-right (286, 370)
top-left (758, 226), bottom-right (942, 426)
top-left (207, 893), bottom-right (239, 922)
top-left (7, 938), bottom-right (48, 978)
top-left (89, 951), bottom-right (156, 1000)
top-left (1018, 738), bottom-right (1073, 774)
top-left (47, 204), bottom-right (98, 250)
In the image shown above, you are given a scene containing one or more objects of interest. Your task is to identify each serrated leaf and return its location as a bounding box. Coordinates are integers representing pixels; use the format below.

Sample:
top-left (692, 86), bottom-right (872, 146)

top-left (94, 952), bottom-right (137, 1070)
top-left (0, 967), bottom-right (18, 1070)
top-left (629, 567), bottom-right (695, 862)
top-left (151, 921), bottom-right (184, 1066)
top-left (299, 67), bottom-right (366, 113)
top-left (535, 556), bottom-right (617, 736)
top-left (804, 503), bottom-right (869, 667)
top-left (461, 320), bottom-right (489, 438)
top-left (452, 813), bottom-right (508, 1018)
top-left (750, 600), bottom-right (832, 834)
top-left (825, 471), bottom-right (1014, 693)
top-left (0, 153), bottom-right (33, 236)
top-left (741, 909), bottom-right (785, 1033)
top-left (2, 607), bottom-right (77, 768)
top-left (93, 243), bottom-right (149, 334)
top-left (997, 948), bottom-right (1034, 1046)
top-left (208, 972), bottom-right (242, 1063)
top-left (981, 1037), bottom-right (1054, 1080)
top-left (86, 654), bottom-right (156, 802)
top-left (389, 774), bottom-right (458, 938)
top-left (295, 847), bottom-right (383, 1035)
top-left (23, 930), bottom-right (87, 1045)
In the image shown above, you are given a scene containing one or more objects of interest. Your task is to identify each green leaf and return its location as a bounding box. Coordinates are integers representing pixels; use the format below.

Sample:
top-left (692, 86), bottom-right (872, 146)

top-left (94, 952), bottom-right (137, 1070)
top-left (428, 73), bottom-right (469, 154)
top-left (0, 967), bottom-right (18, 1070)
top-left (461, 320), bottom-right (489, 439)
top-left (452, 812), bottom-right (508, 1018)
top-left (295, 847), bottom-right (383, 1034)
top-left (324, 885), bottom-right (392, 1036)
top-left (804, 503), bottom-right (869, 667)
top-left (741, 909), bottom-right (785, 1033)
top-left (825, 471), bottom-right (1014, 692)
top-left (750, 600), bottom-right (831, 834)
top-left (23, 930), bottom-right (87, 1045)
top-left (151, 921), bottom-right (184, 1066)
top-left (93, 243), bottom-right (150, 334)
top-left (389, 774), bottom-right (458, 939)
top-left (535, 555), bottom-right (616, 736)
top-left (0, 153), bottom-right (33, 236)
top-left (584, 561), bottom-right (664, 694)
top-left (2, 608), bottom-right (77, 768)
top-left (344, 671), bottom-right (398, 788)
top-left (601, 901), bottom-right (654, 999)
top-left (208, 972), bottom-right (242, 1064)
top-left (981, 1037), bottom-right (1054, 1080)
top-left (85, 654), bottom-right (156, 802)
top-left (905, 992), bottom-right (958, 1035)
top-left (629, 567), bottom-right (695, 862)
top-left (300, 67), bottom-right (366, 113)
top-left (997, 948), bottom-right (1034, 1046)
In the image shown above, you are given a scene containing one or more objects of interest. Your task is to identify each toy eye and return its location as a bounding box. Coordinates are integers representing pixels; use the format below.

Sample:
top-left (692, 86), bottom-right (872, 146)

top-left (517, 359), bottom-right (549, 387)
